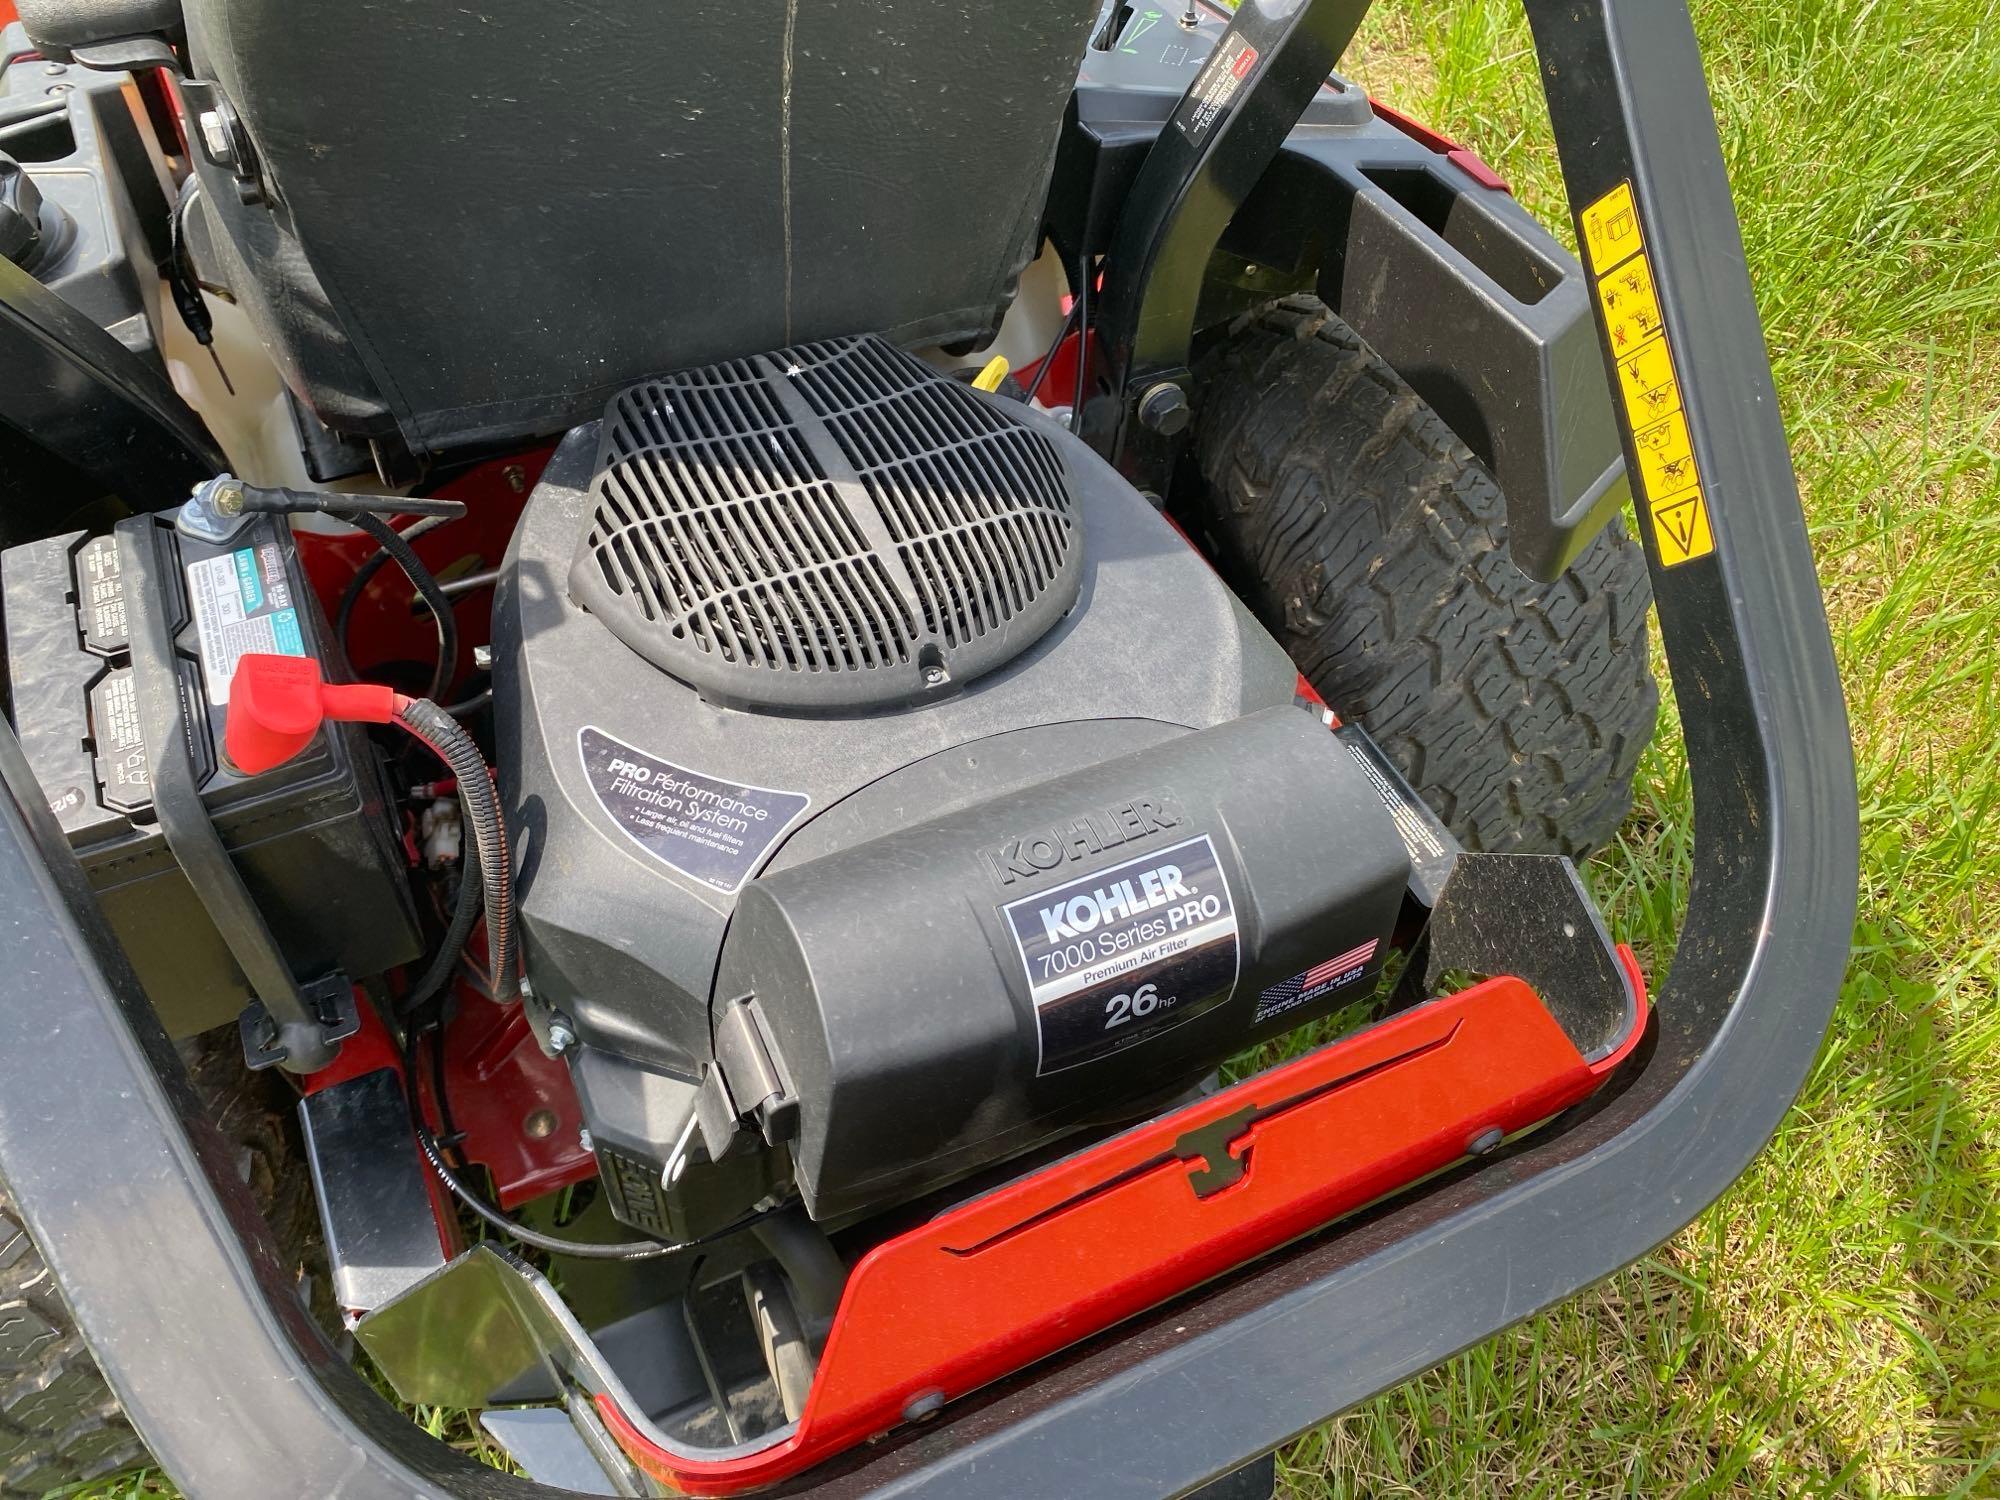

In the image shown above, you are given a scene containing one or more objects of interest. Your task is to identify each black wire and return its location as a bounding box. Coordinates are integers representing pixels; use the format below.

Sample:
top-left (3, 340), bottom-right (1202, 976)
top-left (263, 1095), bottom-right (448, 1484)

top-left (1070, 262), bottom-right (1091, 436)
top-left (395, 698), bottom-right (514, 1000)
top-left (335, 512), bottom-right (452, 667)
top-left (351, 512), bottom-right (458, 703)
top-left (1022, 295), bottom-right (1083, 406)
top-left (400, 1020), bottom-right (775, 1261)
top-left (395, 840), bottom-right (483, 1024)
top-left (235, 487), bottom-right (466, 520)
top-left (429, 1023), bottom-right (462, 1147)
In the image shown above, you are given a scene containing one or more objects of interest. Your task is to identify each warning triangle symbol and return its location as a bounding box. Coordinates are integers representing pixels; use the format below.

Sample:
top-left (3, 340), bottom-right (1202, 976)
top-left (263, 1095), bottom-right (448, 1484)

top-left (1657, 497), bottom-right (1701, 553)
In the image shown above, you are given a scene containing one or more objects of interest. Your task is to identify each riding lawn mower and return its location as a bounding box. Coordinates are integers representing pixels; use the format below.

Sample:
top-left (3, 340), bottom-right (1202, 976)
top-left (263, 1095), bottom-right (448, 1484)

top-left (0, 0), bottom-right (1857, 1495)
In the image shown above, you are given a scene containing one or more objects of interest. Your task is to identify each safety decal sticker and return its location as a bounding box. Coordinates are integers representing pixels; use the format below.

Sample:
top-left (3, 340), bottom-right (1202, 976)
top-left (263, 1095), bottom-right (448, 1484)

top-left (1172, 33), bottom-right (1260, 144)
top-left (185, 542), bottom-right (303, 704)
top-left (1581, 180), bottom-right (1715, 567)
top-left (1003, 833), bottom-right (1240, 1076)
top-left (579, 727), bottom-right (809, 894)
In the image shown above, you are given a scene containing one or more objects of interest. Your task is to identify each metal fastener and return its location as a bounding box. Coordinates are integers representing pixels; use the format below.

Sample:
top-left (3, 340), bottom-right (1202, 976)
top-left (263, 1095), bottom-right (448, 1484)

top-left (197, 109), bottom-right (233, 163)
top-left (472, 644), bottom-right (494, 672)
top-left (1137, 381), bottom-right (1192, 436)
top-left (523, 1109), bottom-right (557, 1141)
top-left (546, 1022), bottom-right (575, 1054)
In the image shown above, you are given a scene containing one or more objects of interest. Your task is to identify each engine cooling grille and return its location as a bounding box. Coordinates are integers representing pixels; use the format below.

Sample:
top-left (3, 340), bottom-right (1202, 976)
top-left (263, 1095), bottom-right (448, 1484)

top-left (571, 335), bottom-right (1082, 710)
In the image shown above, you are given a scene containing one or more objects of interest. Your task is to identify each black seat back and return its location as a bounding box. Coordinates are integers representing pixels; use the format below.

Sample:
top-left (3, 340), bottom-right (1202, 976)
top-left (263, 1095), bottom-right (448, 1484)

top-left (180, 0), bottom-right (1098, 454)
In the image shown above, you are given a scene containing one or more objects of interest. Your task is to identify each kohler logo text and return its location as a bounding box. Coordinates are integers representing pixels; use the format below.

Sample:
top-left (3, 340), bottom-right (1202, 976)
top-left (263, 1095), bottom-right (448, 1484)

top-left (985, 796), bottom-right (1182, 887)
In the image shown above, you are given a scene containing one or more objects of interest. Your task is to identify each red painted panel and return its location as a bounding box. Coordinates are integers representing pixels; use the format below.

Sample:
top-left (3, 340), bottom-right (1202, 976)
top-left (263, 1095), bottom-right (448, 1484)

top-left (600, 963), bottom-right (1648, 1494)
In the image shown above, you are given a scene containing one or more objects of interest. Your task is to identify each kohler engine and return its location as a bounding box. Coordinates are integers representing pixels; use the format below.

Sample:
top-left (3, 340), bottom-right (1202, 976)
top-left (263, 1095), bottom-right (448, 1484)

top-left (495, 336), bottom-right (1412, 1239)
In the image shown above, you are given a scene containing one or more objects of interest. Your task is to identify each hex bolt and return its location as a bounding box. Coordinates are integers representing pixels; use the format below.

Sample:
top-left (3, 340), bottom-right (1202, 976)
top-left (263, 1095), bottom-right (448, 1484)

top-left (472, 644), bottom-right (494, 672)
top-left (577, 1127), bottom-right (595, 1153)
top-left (546, 1021), bottom-right (576, 1054)
top-left (197, 110), bottom-right (233, 163)
top-left (1137, 381), bottom-right (1192, 436)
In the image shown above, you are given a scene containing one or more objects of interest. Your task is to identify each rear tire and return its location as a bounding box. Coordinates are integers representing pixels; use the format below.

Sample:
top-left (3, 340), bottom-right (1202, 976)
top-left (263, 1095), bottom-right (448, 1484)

top-left (0, 1188), bottom-right (145, 1498)
top-left (1191, 297), bottom-right (1658, 857)
top-left (0, 1036), bottom-right (324, 1497)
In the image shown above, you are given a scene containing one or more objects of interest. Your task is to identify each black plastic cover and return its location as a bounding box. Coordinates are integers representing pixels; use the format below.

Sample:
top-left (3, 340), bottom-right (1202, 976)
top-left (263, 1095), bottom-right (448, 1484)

top-left (715, 706), bottom-right (1409, 1222)
top-left (571, 337), bottom-right (1083, 712)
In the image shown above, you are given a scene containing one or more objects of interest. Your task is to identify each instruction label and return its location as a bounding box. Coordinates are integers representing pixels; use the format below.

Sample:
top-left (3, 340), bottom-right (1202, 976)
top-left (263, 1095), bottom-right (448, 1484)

top-left (1580, 180), bottom-right (1715, 567)
top-left (88, 669), bottom-right (150, 811)
top-left (1172, 33), bottom-right (1259, 144)
top-left (579, 727), bottom-right (809, 894)
top-left (1003, 834), bottom-right (1239, 1076)
top-left (77, 535), bottom-right (129, 656)
top-left (185, 542), bottom-right (303, 704)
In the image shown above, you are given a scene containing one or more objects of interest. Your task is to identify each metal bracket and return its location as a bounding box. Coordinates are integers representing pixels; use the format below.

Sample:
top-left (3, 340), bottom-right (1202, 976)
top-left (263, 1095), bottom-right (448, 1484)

top-left (1421, 852), bottom-right (1637, 1062)
top-left (711, 997), bottom-right (794, 1148)
top-left (1095, 0), bottom-right (1375, 487)
top-left (241, 974), bottom-right (360, 1072)
top-left (174, 78), bottom-right (265, 206)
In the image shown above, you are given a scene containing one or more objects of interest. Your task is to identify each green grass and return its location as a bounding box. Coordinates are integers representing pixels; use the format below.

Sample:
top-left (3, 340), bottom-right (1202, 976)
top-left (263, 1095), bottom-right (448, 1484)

top-left (56, 2), bottom-right (2000, 1496)
top-left (1295, 1), bottom-right (2000, 1495)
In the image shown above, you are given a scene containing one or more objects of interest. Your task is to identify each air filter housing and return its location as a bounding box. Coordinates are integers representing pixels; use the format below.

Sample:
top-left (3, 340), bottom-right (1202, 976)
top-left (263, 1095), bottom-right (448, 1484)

top-left (569, 336), bottom-right (1083, 711)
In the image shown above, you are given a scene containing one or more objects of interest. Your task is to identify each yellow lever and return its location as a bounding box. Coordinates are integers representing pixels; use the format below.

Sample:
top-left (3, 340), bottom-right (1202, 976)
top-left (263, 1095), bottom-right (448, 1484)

top-left (971, 356), bottom-right (1010, 393)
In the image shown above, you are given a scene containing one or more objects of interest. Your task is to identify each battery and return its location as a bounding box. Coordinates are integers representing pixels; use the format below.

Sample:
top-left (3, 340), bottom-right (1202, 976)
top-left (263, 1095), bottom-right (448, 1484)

top-left (1, 511), bottom-right (420, 1038)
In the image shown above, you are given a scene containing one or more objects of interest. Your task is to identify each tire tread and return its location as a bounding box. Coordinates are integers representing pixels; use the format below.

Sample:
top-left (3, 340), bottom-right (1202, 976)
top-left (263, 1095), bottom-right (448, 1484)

top-left (1193, 297), bottom-right (1659, 857)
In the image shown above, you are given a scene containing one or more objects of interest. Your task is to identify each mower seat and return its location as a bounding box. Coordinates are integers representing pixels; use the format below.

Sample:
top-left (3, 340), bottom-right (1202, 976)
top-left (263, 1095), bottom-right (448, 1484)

top-left (175, 0), bottom-right (1101, 457)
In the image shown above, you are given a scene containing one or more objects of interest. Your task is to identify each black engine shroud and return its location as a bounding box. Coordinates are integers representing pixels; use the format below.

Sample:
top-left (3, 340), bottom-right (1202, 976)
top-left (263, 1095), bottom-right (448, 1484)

top-left (495, 343), bottom-right (1412, 1237)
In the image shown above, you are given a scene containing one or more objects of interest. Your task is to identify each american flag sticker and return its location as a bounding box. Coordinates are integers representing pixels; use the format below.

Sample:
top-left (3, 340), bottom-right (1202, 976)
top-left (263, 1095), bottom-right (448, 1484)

top-left (1252, 938), bottom-right (1381, 1025)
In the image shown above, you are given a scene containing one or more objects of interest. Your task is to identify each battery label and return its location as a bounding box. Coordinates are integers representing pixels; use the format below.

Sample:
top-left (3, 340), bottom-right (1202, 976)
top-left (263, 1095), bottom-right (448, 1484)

top-left (77, 535), bottom-right (128, 656)
top-left (1004, 834), bottom-right (1239, 1076)
top-left (579, 726), bottom-right (810, 894)
top-left (89, 670), bottom-right (149, 811)
top-left (185, 542), bottom-right (301, 705)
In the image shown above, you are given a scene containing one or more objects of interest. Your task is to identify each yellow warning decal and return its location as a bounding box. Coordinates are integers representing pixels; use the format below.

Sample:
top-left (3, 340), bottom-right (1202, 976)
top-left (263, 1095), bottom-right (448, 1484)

top-left (1614, 335), bottom-right (1682, 430)
top-left (1580, 182), bottom-right (1643, 275)
top-left (1649, 484), bottom-right (1713, 567)
top-left (1631, 410), bottom-right (1698, 500)
top-left (1596, 254), bottom-right (1666, 359)
top-left (1580, 180), bottom-right (1715, 566)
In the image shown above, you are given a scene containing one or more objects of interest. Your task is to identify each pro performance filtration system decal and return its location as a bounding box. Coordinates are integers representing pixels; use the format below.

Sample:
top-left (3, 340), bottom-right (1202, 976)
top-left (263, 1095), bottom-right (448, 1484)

top-left (1579, 180), bottom-right (1715, 567)
top-left (185, 542), bottom-right (304, 704)
top-left (1004, 834), bottom-right (1239, 1076)
top-left (579, 727), bottom-right (808, 894)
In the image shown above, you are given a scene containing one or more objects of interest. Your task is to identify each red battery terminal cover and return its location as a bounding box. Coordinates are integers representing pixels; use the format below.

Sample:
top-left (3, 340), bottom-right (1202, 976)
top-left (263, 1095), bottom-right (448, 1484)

top-left (225, 653), bottom-right (401, 775)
